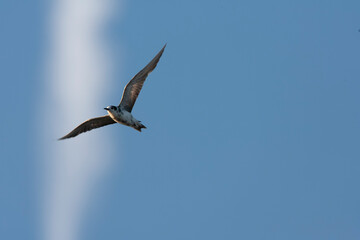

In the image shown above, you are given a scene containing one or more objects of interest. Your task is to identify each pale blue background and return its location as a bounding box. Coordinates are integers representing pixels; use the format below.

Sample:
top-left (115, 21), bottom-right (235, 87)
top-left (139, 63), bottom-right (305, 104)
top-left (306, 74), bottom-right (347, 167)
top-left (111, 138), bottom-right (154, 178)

top-left (1, 1), bottom-right (360, 240)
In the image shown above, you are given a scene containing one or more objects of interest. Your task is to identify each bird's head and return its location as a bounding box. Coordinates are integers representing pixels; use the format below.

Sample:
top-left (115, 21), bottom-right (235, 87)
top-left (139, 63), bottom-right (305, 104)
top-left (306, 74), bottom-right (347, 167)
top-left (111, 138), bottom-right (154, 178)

top-left (104, 105), bottom-right (117, 112)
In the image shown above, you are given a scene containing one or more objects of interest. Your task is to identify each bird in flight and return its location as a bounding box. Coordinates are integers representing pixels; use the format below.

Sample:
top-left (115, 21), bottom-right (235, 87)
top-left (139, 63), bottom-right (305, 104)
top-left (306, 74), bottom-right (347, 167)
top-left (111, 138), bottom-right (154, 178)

top-left (59, 44), bottom-right (166, 140)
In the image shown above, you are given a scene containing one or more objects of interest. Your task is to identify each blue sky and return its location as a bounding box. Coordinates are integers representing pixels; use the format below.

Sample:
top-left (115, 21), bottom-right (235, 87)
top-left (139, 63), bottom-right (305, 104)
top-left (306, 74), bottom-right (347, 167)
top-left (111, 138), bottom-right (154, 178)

top-left (1, 0), bottom-right (360, 240)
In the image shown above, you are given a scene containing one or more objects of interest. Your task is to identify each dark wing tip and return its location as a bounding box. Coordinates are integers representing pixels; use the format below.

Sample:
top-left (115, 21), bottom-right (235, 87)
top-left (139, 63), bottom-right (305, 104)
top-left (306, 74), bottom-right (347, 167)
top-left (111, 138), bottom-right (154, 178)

top-left (58, 131), bottom-right (79, 140)
top-left (152, 44), bottom-right (166, 62)
top-left (58, 135), bottom-right (71, 141)
top-left (159, 43), bottom-right (167, 56)
top-left (58, 125), bottom-right (85, 140)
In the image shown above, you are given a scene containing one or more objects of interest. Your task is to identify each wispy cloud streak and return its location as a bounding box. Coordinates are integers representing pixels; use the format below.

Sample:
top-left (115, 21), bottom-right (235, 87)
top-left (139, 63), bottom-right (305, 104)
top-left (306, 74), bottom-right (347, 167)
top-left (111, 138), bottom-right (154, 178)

top-left (41, 1), bottom-right (118, 240)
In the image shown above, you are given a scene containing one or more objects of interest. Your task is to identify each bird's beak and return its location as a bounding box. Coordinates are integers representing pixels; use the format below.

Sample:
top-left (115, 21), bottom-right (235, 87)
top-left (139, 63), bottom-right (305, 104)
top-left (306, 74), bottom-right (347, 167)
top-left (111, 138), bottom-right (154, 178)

top-left (104, 107), bottom-right (109, 111)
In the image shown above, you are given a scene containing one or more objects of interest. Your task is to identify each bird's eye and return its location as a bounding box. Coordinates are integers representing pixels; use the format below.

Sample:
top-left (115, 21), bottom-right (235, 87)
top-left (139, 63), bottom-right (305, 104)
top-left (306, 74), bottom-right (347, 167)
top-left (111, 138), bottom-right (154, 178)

top-left (111, 106), bottom-right (115, 110)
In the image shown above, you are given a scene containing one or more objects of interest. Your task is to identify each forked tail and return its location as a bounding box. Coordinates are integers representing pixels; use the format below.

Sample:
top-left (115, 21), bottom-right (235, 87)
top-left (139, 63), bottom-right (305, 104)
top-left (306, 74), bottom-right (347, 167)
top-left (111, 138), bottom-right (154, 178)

top-left (134, 122), bottom-right (147, 132)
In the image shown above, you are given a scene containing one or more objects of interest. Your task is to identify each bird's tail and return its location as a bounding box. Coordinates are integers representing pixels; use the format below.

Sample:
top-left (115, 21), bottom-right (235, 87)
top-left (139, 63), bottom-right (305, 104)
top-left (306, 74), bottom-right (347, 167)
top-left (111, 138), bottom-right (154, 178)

top-left (134, 122), bottom-right (147, 132)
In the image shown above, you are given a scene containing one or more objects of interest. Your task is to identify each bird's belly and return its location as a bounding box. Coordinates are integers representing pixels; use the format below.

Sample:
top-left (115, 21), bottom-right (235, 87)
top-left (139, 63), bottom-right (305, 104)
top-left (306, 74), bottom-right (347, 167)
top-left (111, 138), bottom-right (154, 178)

top-left (110, 111), bottom-right (136, 126)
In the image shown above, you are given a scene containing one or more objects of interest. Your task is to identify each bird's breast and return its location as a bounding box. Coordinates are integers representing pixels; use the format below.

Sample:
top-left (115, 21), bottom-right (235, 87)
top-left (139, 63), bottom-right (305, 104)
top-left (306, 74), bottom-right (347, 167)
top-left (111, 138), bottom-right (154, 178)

top-left (109, 110), bottom-right (135, 126)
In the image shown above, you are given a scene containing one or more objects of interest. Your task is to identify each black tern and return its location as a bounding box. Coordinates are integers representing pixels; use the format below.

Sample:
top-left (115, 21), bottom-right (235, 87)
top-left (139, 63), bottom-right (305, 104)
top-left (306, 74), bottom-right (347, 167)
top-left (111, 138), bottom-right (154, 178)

top-left (59, 44), bottom-right (166, 140)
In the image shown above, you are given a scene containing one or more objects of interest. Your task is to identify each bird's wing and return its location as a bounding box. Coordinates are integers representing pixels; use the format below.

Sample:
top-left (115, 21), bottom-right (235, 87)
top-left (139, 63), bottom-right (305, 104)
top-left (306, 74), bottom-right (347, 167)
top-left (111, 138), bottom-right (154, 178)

top-left (59, 115), bottom-right (116, 140)
top-left (119, 44), bottom-right (166, 112)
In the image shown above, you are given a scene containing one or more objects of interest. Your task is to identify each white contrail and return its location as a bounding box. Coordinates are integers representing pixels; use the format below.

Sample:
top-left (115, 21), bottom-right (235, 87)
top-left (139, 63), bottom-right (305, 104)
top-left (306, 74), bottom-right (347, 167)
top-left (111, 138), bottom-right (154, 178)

top-left (41, 1), bottom-right (119, 240)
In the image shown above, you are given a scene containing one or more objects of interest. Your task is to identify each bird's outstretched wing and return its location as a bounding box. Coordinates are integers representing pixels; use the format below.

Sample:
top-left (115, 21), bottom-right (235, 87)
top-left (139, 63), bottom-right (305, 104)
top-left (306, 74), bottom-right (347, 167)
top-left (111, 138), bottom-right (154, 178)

top-left (59, 115), bottom-right (116, 140)
top-left (119, 44), bottom-right (166, 112)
